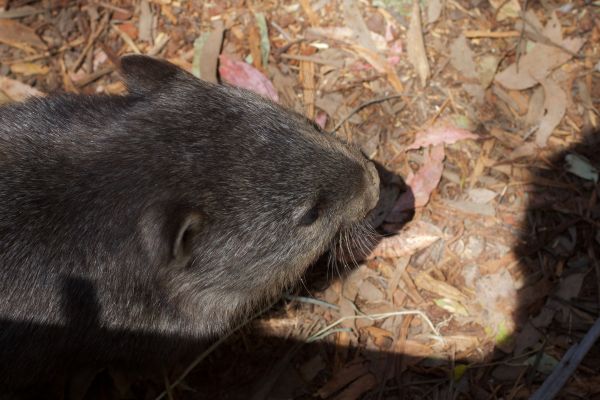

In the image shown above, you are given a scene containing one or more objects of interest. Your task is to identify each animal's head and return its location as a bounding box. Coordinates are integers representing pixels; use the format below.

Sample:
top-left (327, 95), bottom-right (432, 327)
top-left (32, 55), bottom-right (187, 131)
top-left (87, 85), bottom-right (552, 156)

top-left (119, 55), bottom-right (380, 333)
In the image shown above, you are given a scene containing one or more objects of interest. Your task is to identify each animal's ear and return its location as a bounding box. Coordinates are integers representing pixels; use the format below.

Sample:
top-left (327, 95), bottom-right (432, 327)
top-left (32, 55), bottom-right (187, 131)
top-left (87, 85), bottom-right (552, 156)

top-left (171, 212), bottom-right (203, 267)
top-left (119, 55), bottom-right (192, 95)
top-left (139, 206), bottom-right (203, 269)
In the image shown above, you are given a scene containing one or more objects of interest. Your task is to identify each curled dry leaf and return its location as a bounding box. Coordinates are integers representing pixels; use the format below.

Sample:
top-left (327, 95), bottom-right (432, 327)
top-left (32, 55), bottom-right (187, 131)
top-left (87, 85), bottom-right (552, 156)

top-left (535, 78), bottom-right (566, 147)
top-left (368, 220), bottom-right (443, 259)
top-left (218, 54), bottom-right (279, 102)
top-left (406, 123), bottom-right (478, 150)
top-left (407, 0), bottom-right (430, 87)
top-left (393, 144), bottom-right (445, 213)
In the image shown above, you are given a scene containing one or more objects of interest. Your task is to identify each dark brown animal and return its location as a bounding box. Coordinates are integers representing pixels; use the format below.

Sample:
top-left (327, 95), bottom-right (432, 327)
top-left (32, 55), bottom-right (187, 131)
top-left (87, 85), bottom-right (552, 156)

top-left (0, 55), bottom-right (379, 394)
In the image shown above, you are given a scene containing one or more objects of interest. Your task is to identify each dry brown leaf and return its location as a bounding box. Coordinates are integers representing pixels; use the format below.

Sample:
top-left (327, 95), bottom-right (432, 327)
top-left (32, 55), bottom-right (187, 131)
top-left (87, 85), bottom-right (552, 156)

top-left (199, 22), bottom-right (224, 84)
top-left (414, 272), bottom-right (469, 302)
top-left (368, 220), bottom-right (443, 259)
top-left (10, 62), bottom-right (49, 76)
top-left (0, 76), bottom-right (44, 102)
top-left (349, 45), bottom-right (403, 92)
top-left (358, 280), bottom-right (384, 303)
top-left (0, 19), bottom-right (46, 52)
top-left (138, 0), bottom-right (153, 42)
top-left (444, 199), bottom-right (496, 217)
top-left (495, 14), bottom-right (585, 90)
top-left (506, 142), bottom-right (537, 160)
top-left (343, 0), bottom-right (377, 52)
top-left (450, 35), bottom-right (478, 79)
top-left (406, 122), bottom-right (478, 150)
top-left (305, 27), bottom-right (387, 52)
top-left (300, 60), bottom-right (316, 119)
top-left (401, 339), bottom-right (435, 358)
top-left (427, 0), bottom-right (442, 24)
top-left (406, 0), bottom-right (429, 86)
top-left (300, 0), bottom-right (320, 26)
top-left (394, 144), bottom-right (445, 212)
top-left (489, 0), bottom-right (521, 21)
top-left (535, 77), bottom-right (567, 147)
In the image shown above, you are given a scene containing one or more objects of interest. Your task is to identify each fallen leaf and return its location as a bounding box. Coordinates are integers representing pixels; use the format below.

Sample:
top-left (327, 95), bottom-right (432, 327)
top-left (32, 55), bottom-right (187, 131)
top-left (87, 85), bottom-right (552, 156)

top-left (523, 353), bottom-right (560, 375)
top-left (0, 76), bottom-right (44, 102)
top-left (565, 153), bottom-right (599, 183)
top-left (407, 122), bottom-right (478, 150)
top-left (394, 144), bottom-right (445, 211)
top-left (525, 86), bottom-right (546, 126)
top-left (191, 33), bottom-right (210, 78)
top-left (415, 273), bottom-right (469, 302)
top-left (349, 45), bottom-right (403, 92)
top-left (495, 15), bottom-right (585, 90)
top-left (218, 54), bottom-right (279, 102)
top-left (506, 142), bottom-right (537, 160)
top-left (192, 22), bottom-right (224, 83)
top-left (406, 0), bottom-right (430, 86)
top-left (343, 0), bottom-right (378, 52)
top-left (306, 27), bottom-right (387, 52)
top-left (0, 19), bottom-right (46, 52)
top-left (10, 62), bottom-right (49, 76)
top-left (535, 77), bottom-right (566, 147)
top-left (445, 199), bottom-right (496, 216)
top-left (467, 188), bottom-right (498, 204)
top-left (434, 298), bottom-right (469, 316)
top-left (358, 280), bottom-right (384, 303)
top-left (427, 0), bottom-right (442, 24)
top-left (138, 0), bottom-right (153, 42)
top-left (478, 55), bottom-right (500, 88)
top-left (489, 0), bottom-right (521, 21)
top-left (368, 220), bottom-right (443, 259)
top-left (450, 35), bottom-right (477, 79)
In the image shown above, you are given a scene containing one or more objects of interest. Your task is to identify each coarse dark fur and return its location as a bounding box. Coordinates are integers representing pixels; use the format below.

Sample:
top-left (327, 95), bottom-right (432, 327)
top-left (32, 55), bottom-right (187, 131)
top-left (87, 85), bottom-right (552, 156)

top-left (0, 55), bottom-right (379, 392)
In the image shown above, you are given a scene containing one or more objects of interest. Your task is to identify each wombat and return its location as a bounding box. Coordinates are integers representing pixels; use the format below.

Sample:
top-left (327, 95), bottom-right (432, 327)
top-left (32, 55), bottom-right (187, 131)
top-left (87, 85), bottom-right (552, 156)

top-left (0, 55), bottom-right (379, 392)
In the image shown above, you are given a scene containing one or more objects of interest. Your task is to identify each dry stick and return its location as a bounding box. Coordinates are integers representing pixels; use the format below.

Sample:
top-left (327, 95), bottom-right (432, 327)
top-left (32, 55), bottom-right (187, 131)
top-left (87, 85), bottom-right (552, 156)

top-left (154, 301), bottom-right (278, 400)
top-left (73, 12), bottom-right (110, 72)
top-left (530, 317), bottom-right (600, 400)
top-left (331, 94), bottom-right (406, 133)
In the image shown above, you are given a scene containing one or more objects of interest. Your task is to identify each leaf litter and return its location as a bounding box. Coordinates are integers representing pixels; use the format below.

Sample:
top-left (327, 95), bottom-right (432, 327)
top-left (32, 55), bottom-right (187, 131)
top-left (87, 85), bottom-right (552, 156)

top-left (1, 0), bottom-right (599, 399)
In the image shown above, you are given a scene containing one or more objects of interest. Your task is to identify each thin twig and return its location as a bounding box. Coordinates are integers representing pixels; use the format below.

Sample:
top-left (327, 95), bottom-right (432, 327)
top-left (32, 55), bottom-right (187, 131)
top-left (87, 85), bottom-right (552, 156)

top-left (332, 94), bottom-right (407, 133)
top-left (530, 317), bottom-right (600, 400)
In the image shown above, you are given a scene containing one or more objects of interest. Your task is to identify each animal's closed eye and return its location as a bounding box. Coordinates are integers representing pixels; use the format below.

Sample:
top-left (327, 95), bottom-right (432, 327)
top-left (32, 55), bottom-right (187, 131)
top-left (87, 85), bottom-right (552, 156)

top-left (299, 204), bottom-right (321, 226)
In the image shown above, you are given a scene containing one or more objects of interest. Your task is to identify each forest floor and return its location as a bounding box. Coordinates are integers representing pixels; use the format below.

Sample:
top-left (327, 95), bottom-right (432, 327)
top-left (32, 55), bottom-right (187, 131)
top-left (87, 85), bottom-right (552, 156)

top-left (1, 0), bottom-right (599, 399)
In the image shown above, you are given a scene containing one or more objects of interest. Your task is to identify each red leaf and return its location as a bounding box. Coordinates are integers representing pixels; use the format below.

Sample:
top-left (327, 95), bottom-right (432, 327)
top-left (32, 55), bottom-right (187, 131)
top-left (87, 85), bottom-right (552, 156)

top-left (218, 54), bottom-right (279, 102)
